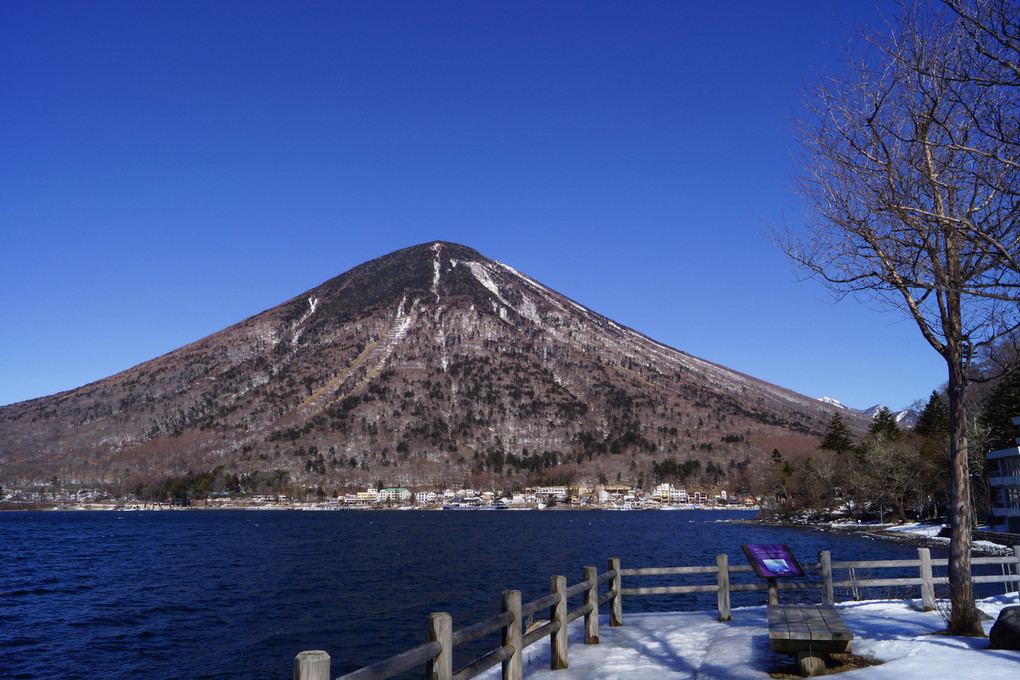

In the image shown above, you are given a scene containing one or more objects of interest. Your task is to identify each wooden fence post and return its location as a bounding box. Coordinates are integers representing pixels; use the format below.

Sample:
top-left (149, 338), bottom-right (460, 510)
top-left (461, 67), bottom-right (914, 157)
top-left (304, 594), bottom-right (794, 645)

top-left (550, 575), bottom-right (568, 670)
top-left (918, 548), bottom-right (935, 611)
top-left (819, 550), bottom-right (833, 606)
top-left (715, 553), bottom-right (731, 622)
top-left (502, 590), bottom-right (522, 680)
top-left (427, 612), bottom-right (453, 680)
top-left (609, 557), bottom-right (623, 626)
top-left (294, 650), bottom-right (330, 680)
top-left (583, 565), bottom-right (599, 644)
top-left (767, 578), bottom-right (779, 605)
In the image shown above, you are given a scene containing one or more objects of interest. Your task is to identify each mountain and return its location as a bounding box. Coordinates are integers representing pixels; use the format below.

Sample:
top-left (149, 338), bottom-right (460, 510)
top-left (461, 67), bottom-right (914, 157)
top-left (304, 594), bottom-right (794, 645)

top-left (0, 242), bottom-right (866, 494)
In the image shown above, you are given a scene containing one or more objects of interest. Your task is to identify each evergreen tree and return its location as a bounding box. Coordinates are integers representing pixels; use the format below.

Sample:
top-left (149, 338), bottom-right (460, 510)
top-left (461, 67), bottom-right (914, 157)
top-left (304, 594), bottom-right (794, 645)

top-left (979, 369), bottom-right (1020, 450)
top-left (819, 412), bottom-right (854, 454)
top-left (867, 407), bottom-right (901, 442)
top-left (914, 391), bottom-right (949, 439)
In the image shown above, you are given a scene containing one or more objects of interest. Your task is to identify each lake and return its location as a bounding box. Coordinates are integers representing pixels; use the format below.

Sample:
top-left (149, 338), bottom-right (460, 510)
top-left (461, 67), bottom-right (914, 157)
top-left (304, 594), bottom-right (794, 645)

top-left (0, 509), bottom-right (953, 679)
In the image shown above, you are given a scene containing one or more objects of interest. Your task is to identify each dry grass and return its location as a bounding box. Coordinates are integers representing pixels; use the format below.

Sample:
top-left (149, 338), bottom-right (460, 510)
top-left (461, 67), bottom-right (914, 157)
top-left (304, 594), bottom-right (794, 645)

top-left (767, 652), bottom-right (884, 677)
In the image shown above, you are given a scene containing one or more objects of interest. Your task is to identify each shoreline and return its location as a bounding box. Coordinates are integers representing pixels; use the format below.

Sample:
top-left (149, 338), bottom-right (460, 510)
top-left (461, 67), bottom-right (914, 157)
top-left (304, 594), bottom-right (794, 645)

top-left (0, 501), bottom-right (761, 513)
top-left (737, 516), bottom-right (1017, 555)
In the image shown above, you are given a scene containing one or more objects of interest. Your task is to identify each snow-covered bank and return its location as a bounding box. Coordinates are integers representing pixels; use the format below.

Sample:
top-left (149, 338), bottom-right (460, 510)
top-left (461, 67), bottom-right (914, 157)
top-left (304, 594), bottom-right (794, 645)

top-left (743, 519), bottom-right (1017, 556)
top-left (480, 595), bottom-right (1019, 679)
top-left (870, 522), bottom-right (1018, 554)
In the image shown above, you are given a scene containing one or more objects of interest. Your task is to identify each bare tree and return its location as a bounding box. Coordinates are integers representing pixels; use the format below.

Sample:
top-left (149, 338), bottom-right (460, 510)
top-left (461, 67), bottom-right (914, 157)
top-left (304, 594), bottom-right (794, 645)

top-left (858, 433), bottom-right (929, 524)
top-left (774, 1), bottom-right (1020, 635)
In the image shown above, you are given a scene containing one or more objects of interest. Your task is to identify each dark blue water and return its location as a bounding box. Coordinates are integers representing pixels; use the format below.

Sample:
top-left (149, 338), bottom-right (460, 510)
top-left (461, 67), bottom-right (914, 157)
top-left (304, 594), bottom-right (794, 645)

top-left (0, 510), bottom-right (958, 679)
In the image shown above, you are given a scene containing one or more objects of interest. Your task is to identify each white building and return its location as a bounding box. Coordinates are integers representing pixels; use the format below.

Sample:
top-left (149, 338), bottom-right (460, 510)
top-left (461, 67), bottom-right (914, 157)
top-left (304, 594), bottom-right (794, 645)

top-left (988, 416), bottom-right (1020, 534)
top-left (416, 491), bottom-right (438, 505)
top-left (379, 487), bottom-right (411, 503)
top-left (654, 483), bottom-right (689, 504)
top-left (534, 486), bottom-right (568, 499)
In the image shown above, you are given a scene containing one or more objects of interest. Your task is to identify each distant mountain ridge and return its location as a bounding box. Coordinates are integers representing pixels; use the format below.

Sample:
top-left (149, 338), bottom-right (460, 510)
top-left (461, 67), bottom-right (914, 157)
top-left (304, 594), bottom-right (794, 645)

top-left (818, 397), bottom-right (918, 428)
top-left (0, 242), bottom-right (871, 492)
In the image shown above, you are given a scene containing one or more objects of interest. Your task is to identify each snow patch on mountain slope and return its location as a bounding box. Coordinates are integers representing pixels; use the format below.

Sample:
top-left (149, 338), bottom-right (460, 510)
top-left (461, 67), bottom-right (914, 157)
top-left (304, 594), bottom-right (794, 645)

top-left (387, 303), bottom-right (415, 346)
top-left (253, 326), bottom-right (279, 347)
top-left (495, 260), bottom-right (596, 319)
top-left (457, 259), bottom-right (545, 326)
top-left (290, 296), bottom-right (319, 347)
top-left (463, 260), bottom-right (504, 300)
top-left (431, 242), bottom-right (442, 300)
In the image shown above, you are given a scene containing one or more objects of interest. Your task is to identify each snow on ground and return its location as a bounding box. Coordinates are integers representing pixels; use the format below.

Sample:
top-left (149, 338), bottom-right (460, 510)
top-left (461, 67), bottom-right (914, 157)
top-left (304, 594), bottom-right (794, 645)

top-left (479, 594), bottom-right (1019, 680)
top-left (478, 524), bottom-right (1018, 679)
top-left (833, 520), bottom-right (1013, 554)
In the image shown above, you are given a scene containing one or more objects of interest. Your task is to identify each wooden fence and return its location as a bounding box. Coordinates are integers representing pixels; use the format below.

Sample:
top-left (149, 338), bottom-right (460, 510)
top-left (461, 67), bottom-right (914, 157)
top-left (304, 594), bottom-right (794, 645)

top-left (296, 546), bottom-right (1020, 680)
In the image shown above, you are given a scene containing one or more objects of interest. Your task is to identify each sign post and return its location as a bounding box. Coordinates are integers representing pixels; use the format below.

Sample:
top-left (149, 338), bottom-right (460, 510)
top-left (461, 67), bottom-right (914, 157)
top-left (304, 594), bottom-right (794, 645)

top-left (741, 544), bottom-right (804, 605)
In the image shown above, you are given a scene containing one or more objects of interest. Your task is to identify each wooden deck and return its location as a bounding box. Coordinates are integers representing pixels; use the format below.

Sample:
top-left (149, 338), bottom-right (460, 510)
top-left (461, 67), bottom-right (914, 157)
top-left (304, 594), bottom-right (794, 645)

top-left (768, 604), bottom-right (853, 676)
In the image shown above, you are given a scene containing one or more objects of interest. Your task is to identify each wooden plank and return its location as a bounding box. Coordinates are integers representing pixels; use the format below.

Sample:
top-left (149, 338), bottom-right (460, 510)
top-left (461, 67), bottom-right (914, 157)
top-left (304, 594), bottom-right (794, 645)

top-left (800, 606), bottom-right (826, 641)
top-left (339, 642), bottom-right (442, 680)
top-left (453, 645), bottom-right (514, 680)
top-left (621, 565), bottom-right (717, 576)
top-left (832, 559), bottom-right (922, 569)
top-left (768, 605), bottom-right (790, 638)
top-left (520, 620), bottom-right (560, 650)
top-left (831, 577), bottom-right (922, 588)
top-left (972, 556), bottom-right (1020, 566)
top-left (565, 579), bottom-right (594, 599)
top-left (817, 607), bottom-right (853, 641)
top-left (521, 592), bottom-right (559, 618)
top-left (452, 611), bottom-right (514, 647)
top-left (621, 584), bottom-right (718, 596)
top-left (784, 606), bottom-right (811, 643)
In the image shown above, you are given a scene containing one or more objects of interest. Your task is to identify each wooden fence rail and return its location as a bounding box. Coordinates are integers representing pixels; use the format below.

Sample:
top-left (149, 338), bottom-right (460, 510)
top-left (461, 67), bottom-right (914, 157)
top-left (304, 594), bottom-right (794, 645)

top-left (298, 546), bottom-right (1020, 680)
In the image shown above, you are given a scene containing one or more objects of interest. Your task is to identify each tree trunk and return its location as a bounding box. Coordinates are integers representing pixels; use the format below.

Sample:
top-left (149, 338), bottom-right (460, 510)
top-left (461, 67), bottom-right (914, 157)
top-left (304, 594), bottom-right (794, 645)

top-left (894, 500), bottom-right (906, 524)
top-left (944, 314), bottom-right (983, 636)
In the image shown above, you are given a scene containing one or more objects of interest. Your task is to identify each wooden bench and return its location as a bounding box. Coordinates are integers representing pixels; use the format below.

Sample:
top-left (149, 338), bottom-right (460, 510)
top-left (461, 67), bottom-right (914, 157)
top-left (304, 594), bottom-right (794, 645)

top-left (768, 604), bottom-right (853, 676)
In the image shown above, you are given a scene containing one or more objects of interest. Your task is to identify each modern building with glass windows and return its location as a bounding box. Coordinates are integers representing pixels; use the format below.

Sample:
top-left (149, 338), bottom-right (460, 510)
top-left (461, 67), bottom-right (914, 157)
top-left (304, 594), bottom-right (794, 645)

top-left (988, 416), bottom-right (1020, 534)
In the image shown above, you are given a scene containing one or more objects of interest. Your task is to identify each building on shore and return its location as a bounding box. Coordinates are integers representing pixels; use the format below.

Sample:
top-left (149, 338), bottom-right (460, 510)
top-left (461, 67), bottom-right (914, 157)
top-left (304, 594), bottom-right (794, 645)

top-left (533, 486), bottom-right (568, 500)
top-left (415, 491), bottom-right (437, 505)
top-left (653, 483), bottom-right (689, 504)
top-left (988, 416), bottom-right (1020, 534)
top-left (379, 487), bottom-right (411, 503)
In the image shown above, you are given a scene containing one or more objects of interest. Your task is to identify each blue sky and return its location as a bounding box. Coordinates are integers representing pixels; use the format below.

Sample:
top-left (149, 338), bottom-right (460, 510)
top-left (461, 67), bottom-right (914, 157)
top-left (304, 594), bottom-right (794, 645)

top-left (0, 0), bottom-right (946, 411)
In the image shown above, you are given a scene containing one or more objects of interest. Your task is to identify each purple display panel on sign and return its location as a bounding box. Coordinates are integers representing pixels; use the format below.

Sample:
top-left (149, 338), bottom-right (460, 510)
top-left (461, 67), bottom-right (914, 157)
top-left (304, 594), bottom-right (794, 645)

top-left (741, 544), bottom-right (805, 578)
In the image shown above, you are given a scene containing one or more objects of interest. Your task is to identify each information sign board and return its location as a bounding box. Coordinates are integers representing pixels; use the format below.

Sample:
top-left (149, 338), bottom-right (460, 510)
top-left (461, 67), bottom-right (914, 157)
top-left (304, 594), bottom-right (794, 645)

top-left (741, 544), bottom-right (805, 579)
